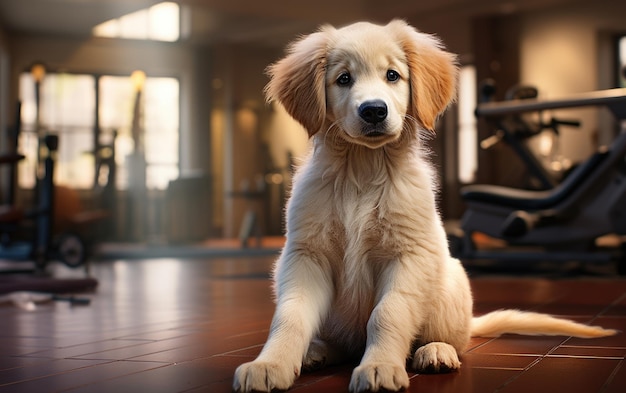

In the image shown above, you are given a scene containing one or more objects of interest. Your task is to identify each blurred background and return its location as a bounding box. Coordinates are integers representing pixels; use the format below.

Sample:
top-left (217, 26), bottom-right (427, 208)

top-left (0, 0), bottom-right (625, 249)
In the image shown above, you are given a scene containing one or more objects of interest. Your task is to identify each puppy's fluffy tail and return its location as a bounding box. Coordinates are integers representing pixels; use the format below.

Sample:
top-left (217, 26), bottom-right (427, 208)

top-left (471, 309), bottom-right (618, 338)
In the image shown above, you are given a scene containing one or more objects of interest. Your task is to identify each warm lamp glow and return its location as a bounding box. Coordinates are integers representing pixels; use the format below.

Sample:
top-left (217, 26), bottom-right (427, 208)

top-left (131, 70), bottom-right (146, 91)
top-left (31, 63), bottom-right (46, 83)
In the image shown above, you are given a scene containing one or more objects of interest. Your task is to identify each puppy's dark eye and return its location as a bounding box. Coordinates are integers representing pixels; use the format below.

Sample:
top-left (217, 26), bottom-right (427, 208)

top-left (337, 72), bottom-right (352, 86)
top-left (387, 70), bottom-right (400, 82)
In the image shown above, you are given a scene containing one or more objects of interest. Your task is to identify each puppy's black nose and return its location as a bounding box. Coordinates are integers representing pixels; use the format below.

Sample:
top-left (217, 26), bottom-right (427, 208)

top-left (358, 100), bottom-right (388, 124)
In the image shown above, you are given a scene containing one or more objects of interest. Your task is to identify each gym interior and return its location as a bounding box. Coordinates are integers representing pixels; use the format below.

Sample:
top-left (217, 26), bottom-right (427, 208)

top-left (1, 1), bottom-right (626, 392)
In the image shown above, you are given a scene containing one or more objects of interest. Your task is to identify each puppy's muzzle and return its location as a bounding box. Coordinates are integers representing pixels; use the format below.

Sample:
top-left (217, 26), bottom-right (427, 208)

top-left (359, 100), bottom-right (388, 125)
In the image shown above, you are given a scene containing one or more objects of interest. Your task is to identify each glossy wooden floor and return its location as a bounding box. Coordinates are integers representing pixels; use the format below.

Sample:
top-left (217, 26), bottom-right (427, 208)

top-left (1, 256), bottom-right (626, 393)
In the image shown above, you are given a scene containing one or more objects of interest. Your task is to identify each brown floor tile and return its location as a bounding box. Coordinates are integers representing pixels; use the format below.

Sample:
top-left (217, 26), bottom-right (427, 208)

top-left (0, 338), bottom-right (57, 357)
top-left (498, 357), bottom-right (621, 393)
top-left (465, 336), bottom-right (492, 352)
top-left (550, 345), bottom-right (626, 358)
top-left (64, 356), bottom-right (242, 393)
top-left (410, 368), bottom-right (519, 393)
top-left (113, 328), bottom-right (191, 342)
top-left (462, 353), bottom-right (540, 370)
top-left (291, 364), bottom-right (354, 392)
top-left (129, 330), bottom-right (268, 363)
top-left (0, 358), bottom-right (108, 385)
top-left (221, 344), bottom-right (264, 358)
top-left (72, 338), bottom-right (197, 361)
top-left (290, 375), bottom-right (352, 392)
top-left (0, 360), bottom-right (163, 392)
top-left (2, 256), bottom-right (626, 392)
top-left (471, 278), bottom-right (563, 306)
top-left (530, 304), bottom-right (610, 317)
top-left (470, 335), bottom-right (568, 356)
top-left (128, 344), bottom-right (216, 363)
top-left (603, 361), bottom-right (626, 393)
top-left (0, 357), bottom-right (45, 373)
top-left (20, 339), bottom-right (159, 360)
top-left (603, 293), bottom-right (626, 317)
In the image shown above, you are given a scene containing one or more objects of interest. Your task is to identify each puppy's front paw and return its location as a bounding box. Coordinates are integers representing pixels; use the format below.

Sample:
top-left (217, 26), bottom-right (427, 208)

top-left (349, 363), bottom-right (409, 392)
top-left (412, 342), bottom-right (461, 373)
top-left (233, 361), bottom-right (299, 392)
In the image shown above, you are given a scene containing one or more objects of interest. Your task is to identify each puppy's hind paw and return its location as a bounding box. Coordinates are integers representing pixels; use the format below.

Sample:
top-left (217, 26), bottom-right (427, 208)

top-left (303, 339), bottom-right (333, 372)
top-left (349, 363), bottom-right (409, 392)
top-left (233, 361), bottom-right (298, 392)
top-left (412, 342), bottom-right (461, 373)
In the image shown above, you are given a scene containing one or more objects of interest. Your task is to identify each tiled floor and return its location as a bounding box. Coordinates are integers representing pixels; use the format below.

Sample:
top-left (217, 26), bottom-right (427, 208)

top-left (1, 255), bottom-right (626, 392)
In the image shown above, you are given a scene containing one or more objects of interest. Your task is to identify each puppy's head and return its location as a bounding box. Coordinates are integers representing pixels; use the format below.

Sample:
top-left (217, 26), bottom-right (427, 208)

top-left (266, 20), bottom-right (458, 148)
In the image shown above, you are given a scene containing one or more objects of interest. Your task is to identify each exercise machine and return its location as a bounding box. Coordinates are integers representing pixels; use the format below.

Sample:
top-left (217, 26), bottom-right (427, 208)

top-left (478, 81), bottom-right (581, 190)
top-left (0, 133), bottom-right (86, 270)
top-left (449, 88), bottom-right (626, 273)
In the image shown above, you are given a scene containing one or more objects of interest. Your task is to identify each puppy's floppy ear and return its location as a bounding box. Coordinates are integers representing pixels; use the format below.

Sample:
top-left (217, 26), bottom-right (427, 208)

top-left (265, 27), bottom-right (332, 137)
top-left (391, 20), bottom-right (458, 132)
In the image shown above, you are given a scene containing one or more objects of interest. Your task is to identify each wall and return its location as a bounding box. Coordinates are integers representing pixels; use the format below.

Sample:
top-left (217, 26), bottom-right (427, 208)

top-left (407, 13), bottom-right (473, 63)
top-left (262, 103), bottom-right (310, 170)
top-left (209, 43), bottom-right (309, 237)
top-left (520, 0), bottom-right (626, 162)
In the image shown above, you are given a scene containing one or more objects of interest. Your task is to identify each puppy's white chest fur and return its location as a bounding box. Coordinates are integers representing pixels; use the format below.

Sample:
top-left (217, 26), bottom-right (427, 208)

top-left (298, 144), bottom-right (411, 251)
top-left (286, 143), bottom-right (440, 353)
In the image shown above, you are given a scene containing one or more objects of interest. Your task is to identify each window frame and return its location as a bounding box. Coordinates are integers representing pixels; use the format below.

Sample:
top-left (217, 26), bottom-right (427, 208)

top-left (17, 70), bottom-right (181, 191)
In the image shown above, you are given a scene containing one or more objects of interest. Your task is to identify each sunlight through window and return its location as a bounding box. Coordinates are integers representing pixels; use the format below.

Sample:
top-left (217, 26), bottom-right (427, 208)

top-left (19, 73), bottom-right (95, 189)
top-left (19, 72), bottom-right (179, 191)
top-left (458, 65), bottom-right (478, 184)
top-left (100, 75), bottom-right (179, 190)
top-left (93, 2), bottom-right (179, 42)
top-left (617, 36), bottom-right (626, 87)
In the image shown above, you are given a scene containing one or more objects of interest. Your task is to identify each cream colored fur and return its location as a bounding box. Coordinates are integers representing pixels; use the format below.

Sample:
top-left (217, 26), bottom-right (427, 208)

top-left (232, 20), bottom-right (617, 393)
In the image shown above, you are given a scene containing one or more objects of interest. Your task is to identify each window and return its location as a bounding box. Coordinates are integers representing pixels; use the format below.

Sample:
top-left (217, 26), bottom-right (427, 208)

top-left (617, 36), bottom-right (626, 87)
top-left (93, 2), bottom-right (180, 42)
top-left (457, 65), bottom-right (478, 184)
top-left (19, 72), bottom-right (96, 189)
top-left (18, 71), bottom-right (179, 191)
top-left (99, 75), bottom-right (179, 190)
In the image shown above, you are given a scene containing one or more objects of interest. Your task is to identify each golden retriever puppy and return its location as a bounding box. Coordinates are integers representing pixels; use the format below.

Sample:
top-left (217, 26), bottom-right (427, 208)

top-left (233, 20), bottom-right (616, 393)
